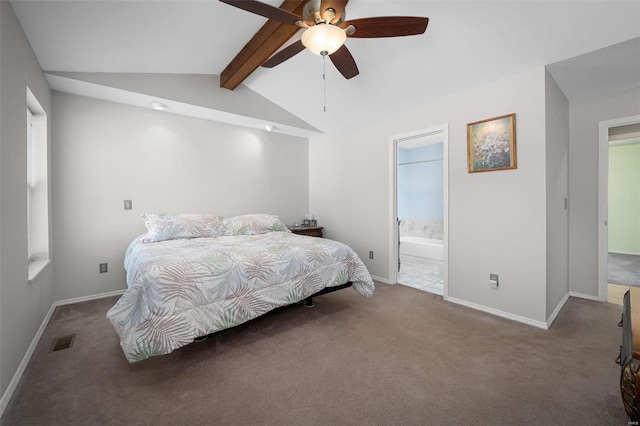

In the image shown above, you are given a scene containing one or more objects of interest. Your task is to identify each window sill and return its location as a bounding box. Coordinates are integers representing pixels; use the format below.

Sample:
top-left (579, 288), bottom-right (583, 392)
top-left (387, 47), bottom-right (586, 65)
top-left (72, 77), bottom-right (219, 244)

top-left (28, 259), bottom-right (51, 283)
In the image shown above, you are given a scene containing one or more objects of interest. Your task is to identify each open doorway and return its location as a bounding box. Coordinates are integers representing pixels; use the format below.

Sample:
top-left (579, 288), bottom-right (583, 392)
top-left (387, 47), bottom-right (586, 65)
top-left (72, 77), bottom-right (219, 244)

top-left (389, 125), bottom-right (448, 298)
top-left (598, 115), bottom-right (640, 303)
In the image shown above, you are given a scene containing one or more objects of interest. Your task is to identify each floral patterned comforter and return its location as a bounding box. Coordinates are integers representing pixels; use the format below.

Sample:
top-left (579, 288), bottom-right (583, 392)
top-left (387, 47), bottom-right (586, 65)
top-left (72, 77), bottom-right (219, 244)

top-left (107, 232), bottom-right (375, 362)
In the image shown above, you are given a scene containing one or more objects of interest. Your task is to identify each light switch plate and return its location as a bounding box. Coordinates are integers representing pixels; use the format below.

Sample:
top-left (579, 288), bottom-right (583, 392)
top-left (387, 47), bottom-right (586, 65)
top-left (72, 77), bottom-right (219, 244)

top-left (490, 273), bottom-right (499, 289)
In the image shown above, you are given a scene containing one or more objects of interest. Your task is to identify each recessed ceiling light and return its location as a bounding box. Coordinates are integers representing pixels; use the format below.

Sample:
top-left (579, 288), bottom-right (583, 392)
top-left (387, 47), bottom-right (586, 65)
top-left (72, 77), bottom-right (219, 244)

top-left (151, 102), bottom-right (167, 111)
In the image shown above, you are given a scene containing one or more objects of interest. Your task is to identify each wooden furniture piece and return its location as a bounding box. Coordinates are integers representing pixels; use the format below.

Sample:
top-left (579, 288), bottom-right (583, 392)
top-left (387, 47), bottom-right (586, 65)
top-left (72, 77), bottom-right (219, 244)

top-left (620, 288), bottom-right (640, 421)
top-left (289, 226), bottom-right (323, 238)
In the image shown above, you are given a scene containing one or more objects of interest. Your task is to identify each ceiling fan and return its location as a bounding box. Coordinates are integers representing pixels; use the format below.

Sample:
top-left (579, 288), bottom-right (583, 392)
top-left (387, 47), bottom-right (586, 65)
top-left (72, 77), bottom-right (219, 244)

top-left (219, 0), bottom-right (429, 79)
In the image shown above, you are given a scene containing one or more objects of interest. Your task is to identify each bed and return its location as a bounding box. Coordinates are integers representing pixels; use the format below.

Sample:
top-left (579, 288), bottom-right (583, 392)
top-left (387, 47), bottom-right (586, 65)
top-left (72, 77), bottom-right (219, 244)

top-left (107, 213), bottom-right (375, 362)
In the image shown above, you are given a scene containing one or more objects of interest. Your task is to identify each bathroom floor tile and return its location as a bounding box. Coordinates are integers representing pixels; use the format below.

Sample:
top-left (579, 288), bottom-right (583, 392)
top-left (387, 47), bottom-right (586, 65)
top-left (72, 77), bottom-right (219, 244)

top-left (397, 255), bottom-right (444, 295)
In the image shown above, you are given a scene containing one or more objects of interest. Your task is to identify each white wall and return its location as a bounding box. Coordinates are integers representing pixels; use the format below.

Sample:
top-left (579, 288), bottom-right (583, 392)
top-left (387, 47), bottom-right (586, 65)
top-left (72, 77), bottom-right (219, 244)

top-left (310, 67), bottom-right (549, 324)
top-left (545, 70), bottom-right (570, 318)
top-left (569, 87), bottom-right (640, 297)
top-left (52, 92), bottom-right (310, 301)
top-left (0, 0), bottom-right (53, 397)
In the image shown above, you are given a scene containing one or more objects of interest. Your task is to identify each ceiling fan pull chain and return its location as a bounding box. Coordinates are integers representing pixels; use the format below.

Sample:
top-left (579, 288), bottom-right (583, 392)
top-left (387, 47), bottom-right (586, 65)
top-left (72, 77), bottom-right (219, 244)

top-left (323, 53), bottom-right (327, 112)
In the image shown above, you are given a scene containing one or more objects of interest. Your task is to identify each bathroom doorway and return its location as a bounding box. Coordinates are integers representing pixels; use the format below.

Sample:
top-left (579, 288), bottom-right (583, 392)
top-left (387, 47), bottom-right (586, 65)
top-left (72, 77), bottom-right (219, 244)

top-left (390, 125), bottom-right (448, 297)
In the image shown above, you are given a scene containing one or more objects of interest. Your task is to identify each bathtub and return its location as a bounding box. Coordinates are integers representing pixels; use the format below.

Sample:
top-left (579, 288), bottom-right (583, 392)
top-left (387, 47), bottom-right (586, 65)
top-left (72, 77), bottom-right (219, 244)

top-left (400, 236), bottom-right (444, 261)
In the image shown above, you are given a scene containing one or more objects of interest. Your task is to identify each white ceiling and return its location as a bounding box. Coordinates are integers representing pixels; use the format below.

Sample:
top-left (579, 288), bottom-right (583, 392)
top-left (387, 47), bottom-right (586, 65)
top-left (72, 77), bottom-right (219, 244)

top-left (10, 0), bottom-right (640, 135)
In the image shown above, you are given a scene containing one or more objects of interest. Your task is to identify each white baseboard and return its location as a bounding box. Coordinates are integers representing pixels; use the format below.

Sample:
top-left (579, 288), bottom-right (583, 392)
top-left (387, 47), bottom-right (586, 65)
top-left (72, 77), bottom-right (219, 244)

top-left (0, 303), bottom-right (56, 417)
top-left (546, 292), bottom-right (570, 328)
top-left (54, 289), bottom-right (125, 307)
top-left (569, 291), bottom-right (602, 302)
top-left (446, 296), bottom-right (548, 330)
top-left (609, 250), bottom-right (640, 256)
top-left (371, 275), bottom-right (392, 284)
top-left (0, 288), bottom-right (125, 419)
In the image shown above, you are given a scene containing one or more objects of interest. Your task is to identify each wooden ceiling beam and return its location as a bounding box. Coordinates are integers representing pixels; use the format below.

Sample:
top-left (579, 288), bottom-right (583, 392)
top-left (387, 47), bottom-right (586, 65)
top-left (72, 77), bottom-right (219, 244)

top-left (220, 0), bottom-right (307, 90)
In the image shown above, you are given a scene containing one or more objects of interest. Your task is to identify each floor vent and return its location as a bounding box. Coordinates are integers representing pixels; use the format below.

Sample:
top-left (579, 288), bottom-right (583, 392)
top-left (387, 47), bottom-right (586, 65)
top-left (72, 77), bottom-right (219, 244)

top-left (51, 334), bottom-right (75, 352)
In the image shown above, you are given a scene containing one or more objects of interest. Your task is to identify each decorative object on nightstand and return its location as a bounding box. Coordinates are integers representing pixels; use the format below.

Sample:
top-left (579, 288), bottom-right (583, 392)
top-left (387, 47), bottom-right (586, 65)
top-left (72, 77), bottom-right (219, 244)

top-left (289, 226), bottom-right (323, 238)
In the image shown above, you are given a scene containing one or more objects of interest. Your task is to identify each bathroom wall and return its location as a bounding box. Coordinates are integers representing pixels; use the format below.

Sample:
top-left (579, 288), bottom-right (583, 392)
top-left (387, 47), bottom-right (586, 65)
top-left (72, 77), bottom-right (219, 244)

top-left (398, 143), bottom-right (444, 239)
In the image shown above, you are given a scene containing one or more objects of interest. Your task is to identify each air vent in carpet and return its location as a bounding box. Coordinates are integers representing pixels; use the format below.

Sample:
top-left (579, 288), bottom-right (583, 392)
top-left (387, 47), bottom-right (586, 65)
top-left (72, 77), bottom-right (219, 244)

top-left (50, 334), bottom-right (75, 352)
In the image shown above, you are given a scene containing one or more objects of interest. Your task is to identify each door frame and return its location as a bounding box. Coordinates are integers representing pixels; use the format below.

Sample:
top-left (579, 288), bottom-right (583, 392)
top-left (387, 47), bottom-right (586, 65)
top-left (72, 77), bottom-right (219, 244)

top-left (598, 114), bottom-right (640, 301)
top-left (388, 124), bottom-right (449, 299)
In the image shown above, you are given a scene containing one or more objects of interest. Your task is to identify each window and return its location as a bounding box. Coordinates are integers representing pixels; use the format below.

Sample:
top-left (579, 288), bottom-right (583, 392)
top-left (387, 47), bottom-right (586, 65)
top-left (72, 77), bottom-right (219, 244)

top-left (27, 88), bottom-right (49, 281)
top-left (27, 107), bottom-right (35, 261)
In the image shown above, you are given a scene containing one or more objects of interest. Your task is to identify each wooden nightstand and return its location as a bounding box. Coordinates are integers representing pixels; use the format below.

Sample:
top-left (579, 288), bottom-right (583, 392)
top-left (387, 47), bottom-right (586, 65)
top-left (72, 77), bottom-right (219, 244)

top-left (289, 226), bottom-right (323, 238)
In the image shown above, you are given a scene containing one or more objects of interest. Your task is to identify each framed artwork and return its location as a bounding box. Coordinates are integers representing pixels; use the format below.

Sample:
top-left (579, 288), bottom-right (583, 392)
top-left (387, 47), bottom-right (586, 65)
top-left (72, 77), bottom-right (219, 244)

top-left (467, 113), bottom-right (517, 173)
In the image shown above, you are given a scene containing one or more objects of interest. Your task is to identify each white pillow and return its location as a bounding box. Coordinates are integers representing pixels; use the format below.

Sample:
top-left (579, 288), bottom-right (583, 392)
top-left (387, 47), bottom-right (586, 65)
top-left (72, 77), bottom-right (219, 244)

top-left (223, 214), bottom-right (290, 236)
top-left (141, 213), bottom-right (226, 243)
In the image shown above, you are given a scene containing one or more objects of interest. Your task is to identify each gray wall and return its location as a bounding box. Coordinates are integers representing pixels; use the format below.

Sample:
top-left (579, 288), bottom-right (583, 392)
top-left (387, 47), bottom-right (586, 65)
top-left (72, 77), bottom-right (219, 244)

top-left (310, 67), bottom-right (550, 324)
top-left (0, 0), bottom-right (53, 396)
top-left (569, 87), bottom-right (640, 297)
top-left (0, 0), bottom-right (4, 398)
top-left (545, 70), bottom-right (570, 318)
top-left (0, 0), bottom-right (4, 399)
top-left (52, 92), bottom-right (310, 301)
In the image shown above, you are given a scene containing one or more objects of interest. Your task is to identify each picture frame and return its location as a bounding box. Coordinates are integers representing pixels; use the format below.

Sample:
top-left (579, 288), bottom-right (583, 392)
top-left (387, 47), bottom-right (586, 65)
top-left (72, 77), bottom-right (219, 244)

top-left (467, 113), bottom-right (517, 173)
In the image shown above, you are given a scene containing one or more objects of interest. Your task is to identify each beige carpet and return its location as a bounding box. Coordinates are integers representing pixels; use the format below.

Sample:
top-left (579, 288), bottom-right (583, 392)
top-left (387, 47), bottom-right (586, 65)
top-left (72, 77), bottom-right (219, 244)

top-left (0, 283), bottom-right (627, 425)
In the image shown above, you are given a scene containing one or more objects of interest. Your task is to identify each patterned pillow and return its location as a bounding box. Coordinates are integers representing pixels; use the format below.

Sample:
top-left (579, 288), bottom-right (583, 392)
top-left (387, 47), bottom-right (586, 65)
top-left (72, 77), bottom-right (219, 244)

top-left (141, 213), bottom-right (226, 243)
top-left (223, 214), bottom-right (290, 236)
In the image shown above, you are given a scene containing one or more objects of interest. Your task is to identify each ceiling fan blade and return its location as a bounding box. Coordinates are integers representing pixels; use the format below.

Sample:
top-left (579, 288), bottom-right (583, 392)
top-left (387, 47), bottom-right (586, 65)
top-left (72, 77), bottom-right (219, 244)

top-left (341, 16), bottom-right (429, 38)
top-left (329, 45), bottom-right (359, 79)
top-left (319, 0), bottom-right (348, 23)
top-left (262, 40), bottom-right (306, 68)
top-left (219, 0), bottom-right (305, 27)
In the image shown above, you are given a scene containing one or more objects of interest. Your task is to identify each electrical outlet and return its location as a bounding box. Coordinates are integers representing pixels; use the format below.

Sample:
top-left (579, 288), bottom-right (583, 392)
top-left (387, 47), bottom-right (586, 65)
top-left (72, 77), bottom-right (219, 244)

top-left (99, 263), bottom-right (108, 273)
top-left (369, 251), bottom-right (374, 259)
top-left (490, 273), bottom-right (499, 289)
top-left (124, 200), bottom-right (132, 210)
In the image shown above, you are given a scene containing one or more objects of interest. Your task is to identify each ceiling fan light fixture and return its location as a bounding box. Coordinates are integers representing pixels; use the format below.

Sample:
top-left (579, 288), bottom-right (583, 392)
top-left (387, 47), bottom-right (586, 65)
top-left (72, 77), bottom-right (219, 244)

top-left (301, 23), bottom-right (346, 56)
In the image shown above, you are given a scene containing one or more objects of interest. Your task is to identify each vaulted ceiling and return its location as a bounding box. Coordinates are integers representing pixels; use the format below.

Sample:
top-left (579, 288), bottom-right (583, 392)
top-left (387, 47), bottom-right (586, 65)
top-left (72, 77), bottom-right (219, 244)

top-left (10, 0), bottom-right (640, 135)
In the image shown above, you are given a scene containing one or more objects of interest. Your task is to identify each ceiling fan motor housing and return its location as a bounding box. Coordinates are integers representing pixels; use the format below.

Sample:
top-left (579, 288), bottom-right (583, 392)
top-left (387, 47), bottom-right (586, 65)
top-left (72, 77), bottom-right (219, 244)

top-left (303, 0), bottom-right (344, 24)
